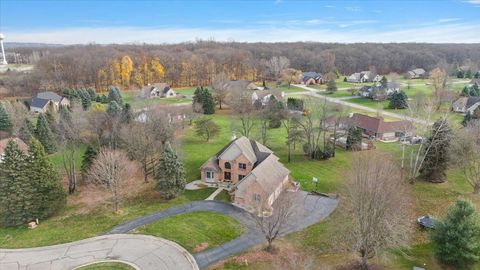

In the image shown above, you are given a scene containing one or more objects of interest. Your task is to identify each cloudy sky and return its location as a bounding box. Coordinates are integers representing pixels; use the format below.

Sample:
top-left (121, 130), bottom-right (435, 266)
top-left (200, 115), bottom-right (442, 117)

top-left (1, 0), bottom-right (479, 44)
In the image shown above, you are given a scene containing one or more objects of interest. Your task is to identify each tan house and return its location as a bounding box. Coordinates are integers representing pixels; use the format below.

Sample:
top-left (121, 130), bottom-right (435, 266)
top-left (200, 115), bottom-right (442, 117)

top-left (200, 136), bottom-right (291, 211)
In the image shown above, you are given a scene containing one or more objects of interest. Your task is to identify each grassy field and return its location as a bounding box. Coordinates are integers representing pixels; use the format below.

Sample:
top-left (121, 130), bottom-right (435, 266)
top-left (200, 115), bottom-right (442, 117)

top-left (133, 211), bottom-right (243, 252)
top-left (76, 262), bottom-right (135, 270)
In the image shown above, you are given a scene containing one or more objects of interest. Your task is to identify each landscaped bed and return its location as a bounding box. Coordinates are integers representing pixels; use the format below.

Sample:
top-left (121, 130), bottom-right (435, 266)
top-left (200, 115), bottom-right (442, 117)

top-left (132, 211), bottom-right (244, 252)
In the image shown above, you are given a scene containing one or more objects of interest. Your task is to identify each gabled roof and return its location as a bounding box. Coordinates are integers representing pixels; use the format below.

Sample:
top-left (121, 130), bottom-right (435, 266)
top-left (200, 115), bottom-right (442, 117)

top-left (223, 80), bottom-right (258, 91)
top-left (302, 71), bottom-right (322, 81)
top-left (466, 97), bottom-right (480, 109)
top-left (345, 113), bottom-right (412, 133)
top-left (30, 97), bottom-right (51, 109)
top-left (36, 91), bottom-right (63, 103)
top-left (234, 154), bottom-right (289, 198)
top-left (411, 68), bottom-right (426, 75)
top-left (218, 136), bottom-right (258, 163)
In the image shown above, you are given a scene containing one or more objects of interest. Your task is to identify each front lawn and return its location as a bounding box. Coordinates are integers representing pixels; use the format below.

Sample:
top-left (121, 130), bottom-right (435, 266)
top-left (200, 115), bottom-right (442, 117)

top-left (0, 189), bottom-right (214, 248)
top-left (122, 90), bottom-right (191, 109)
top-left (133, 211), bottom-right (244, 252)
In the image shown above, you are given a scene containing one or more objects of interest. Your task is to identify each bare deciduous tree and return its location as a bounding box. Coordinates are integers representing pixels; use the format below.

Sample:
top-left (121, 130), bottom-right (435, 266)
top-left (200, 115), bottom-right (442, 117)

top-left (212, 72), bottom-right (229, 109)
top-left (252, 192), bottom-right (295, 252)
top-left (87, 148), bottom-right (135, 212)
top-left (429, 67), bottom-right (448, 110)
top-left (280, 68), bottom-right (302, 88)
top-left (450, 121), bottom-right (480, 194)
top-left (340, 151), bottom-right (410, 269)
top-left (264, 56), bottom-right (290, 82)
top-left (230, 89), bottom-right (256, 138)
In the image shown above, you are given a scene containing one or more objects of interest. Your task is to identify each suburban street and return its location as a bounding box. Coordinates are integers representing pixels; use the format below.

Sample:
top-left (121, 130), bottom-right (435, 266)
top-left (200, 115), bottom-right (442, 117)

top-left (291, 84), bottom-right (434, 125)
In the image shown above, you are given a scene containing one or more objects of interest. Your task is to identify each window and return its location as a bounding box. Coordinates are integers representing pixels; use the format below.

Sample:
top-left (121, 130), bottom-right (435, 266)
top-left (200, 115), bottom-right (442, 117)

top-left (238, 175), bottom-right (245, 181)
top-left (252, 193), bottom-right (261, 202)
top-left (206, 171), bottom-right (214, 179)
top-left (239, 163), bottom-right (247, 170)
top-left (224, 162), bottom-right (231, 169)
top-left (224, 172), bottom-right (231, 180)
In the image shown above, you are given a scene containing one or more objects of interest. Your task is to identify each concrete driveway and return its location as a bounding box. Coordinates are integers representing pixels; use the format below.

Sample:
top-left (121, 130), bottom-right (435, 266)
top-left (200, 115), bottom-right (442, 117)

top-left (0, 234), bottom-right (199, 270)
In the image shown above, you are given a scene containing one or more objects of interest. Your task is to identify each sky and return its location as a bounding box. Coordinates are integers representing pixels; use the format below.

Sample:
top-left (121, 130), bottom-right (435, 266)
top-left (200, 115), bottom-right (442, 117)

top-left (0, 0), bottom-right (479, 44)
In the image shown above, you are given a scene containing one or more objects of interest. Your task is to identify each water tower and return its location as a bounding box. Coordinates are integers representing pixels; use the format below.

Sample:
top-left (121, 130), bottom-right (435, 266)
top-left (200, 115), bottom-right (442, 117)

top-left (0, 33), bottom-right (7, 65)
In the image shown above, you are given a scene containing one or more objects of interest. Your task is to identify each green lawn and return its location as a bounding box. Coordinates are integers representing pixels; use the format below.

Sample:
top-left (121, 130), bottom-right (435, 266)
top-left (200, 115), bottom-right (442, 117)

top-left (49, 144), bottom-right (87, 171)
top-left (175, 87), bottom-right (196, 96)
top-left (76, 262), bottom-right (135, 270)
top-left (318, 90), bottom-right (356, 98)
top-left (133, 211), bottom-right (243, 252)
top-left (0, 189), bottom-right (215, 248)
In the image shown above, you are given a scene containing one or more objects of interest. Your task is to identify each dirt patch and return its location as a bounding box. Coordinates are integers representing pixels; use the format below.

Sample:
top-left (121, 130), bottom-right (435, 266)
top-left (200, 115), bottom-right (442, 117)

top-left (193, 242), bottom-right (209, 252)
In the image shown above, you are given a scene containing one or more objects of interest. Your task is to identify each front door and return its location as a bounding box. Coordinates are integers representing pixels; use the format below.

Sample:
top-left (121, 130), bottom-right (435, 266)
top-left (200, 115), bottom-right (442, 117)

top-left (205, 171), bottom-right (215, 183)
top-left (224, 172), bottom-right (231, 182)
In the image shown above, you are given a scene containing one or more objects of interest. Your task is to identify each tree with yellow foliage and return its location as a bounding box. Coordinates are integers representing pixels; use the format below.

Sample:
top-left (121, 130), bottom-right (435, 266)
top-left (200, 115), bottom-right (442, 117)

top-left (120, 55), bottom-right (133, 88)
top-left (151, 57), bottom-right (165, 82)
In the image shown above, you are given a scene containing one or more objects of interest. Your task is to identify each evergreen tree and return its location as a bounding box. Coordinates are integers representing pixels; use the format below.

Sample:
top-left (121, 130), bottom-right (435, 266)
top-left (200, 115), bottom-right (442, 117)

top-left (420, 118), bottom-right (452, 182)
top-left (107, 101), bottom-right (122, 117)
top-left (107, 86), bottom-right (123, 105)
top-left (18, 118), bottom-right (35, 144)
top-left (380, 75), bottom-right (388, 88)
top-left (202, 88), bottom-right (215, 115)
top-left (461, 86), bottom-right (471, 96)
top-left (81, 144), bottom-right (98, 174)
top-left (466, 69), bottom-right (473, 79)
top-left (80, 93), bottom-right (92, 110)
top-left (0, 103), bottom-right (12, 136)
top-left (326, 80), bottom-right (337, 93)
top-left (462, 111), bottom-right (473, 127)
top-left (343, 77), bottom-right (347, 82)
top-left (0, 140), bottom-right (34, 226)
top-left (27, 139), bottom-right (66, 219)
top-left (155, 142), bottom-right (186, 200)
top-left (431, 200), bottom-right (480, 269)
top-left (388, 91), bottom-right (409, 109)
top-left (192, 86), bottom-right (205, 113)
top-left (475, 71), bottom-right (480, 79)
top-left (87, 87), bottom-right (96, 100)
top-left (35, 113), bottom-right (56, 154)
top-left (346, 127), bottom-right (362, 151)
top-left (121, 103), bottom-right (133, 123)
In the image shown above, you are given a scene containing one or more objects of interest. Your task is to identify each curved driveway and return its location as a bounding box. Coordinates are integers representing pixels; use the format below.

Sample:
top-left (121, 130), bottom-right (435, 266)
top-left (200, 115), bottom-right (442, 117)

top-left (0, 234), bottom-right (198, 270)
top-left (105, 191), bottom-right (338, 269)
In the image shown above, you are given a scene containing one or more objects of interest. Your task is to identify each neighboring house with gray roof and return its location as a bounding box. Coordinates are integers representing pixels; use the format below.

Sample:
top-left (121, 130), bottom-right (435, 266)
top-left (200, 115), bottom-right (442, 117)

top-left (140, 83), bottom-right (176, 98)
top-left (406, 68), bottom-right (426, 79)
top-left (29, 91), bottom-right (70, 113)
top-left (200, 136), bottom-right (292, 211)
top-left (223, 80), bottom-right (260, 92)
top-left (452, 97), bottom-right (480, 113)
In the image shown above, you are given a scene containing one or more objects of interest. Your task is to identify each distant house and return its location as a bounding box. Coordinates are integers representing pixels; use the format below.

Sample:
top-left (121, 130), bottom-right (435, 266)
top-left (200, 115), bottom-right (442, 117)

top-left (251, 90), bottom-right (284, 106)
top-left (29, 91), bottom-right (70, 113)
top-left (301, 72), bottom-right (322, 85)
top-left (347, 71), bottom-right (377, 83)
top-left (358, 82), bottom-right (400, 100)
top-left (140, 83), bottom-right (176, 98)
top-left (406, 68), bottom-right (426, 79)
top-left (0, 137), bottom-right (28, 161)
top-left (452, 97), bottom-right (480, 113)
top-left (339, 113), bottom-right (412, 141)
top-left (200, 136), bottom-right (293, 211)
top-left (223, 80), bottom-right (260, 92)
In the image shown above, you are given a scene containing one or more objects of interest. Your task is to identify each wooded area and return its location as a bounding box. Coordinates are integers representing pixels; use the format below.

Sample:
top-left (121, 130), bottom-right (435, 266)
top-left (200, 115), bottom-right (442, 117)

top-left (2, 42), bottom-right (480, 96)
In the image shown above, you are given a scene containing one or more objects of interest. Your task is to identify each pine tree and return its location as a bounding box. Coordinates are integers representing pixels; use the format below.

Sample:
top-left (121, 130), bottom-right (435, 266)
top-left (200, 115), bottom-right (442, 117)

top-left (202, 88), bottom-right (215, 115)
top-left (155, 142), bottom-right (186, 200)
top-left (81, 93), bottom-right (92, 110)
top-left (107, 101), bottom-right (122, 117)
top-left (81, 144), bottom-right (98, 174)
top-left (0, 140), bottom-right (34, 226)
top-left (121, 103), bottom-right (133, 123)
top-left (0, 103), bottom-right (12, 136)
top-left (346, 127), bottom-right (362, 151)
top-left (18, 118), bottom-right (35, 144)
top-left (420, 118), bottom-right (452, 182)
top-left (35, 113), bottom-right (57, 154)
top-left (326, 80), bottom-right (337, 93)
top-left (431, 200), bottom-right (480, 269)
top-left (380, 76), bottom-right (388, 88)
top-left (107, 86), bottom-right (123, 105)
top-left (388, 91), bottom-right (409, 109)
top-left (462, 111), bottom-right (473, 127)
top-left (27, 139), bottom-right (66, 219)
top-left (192, 86), bottom-right (205, 113)
top-left (87, 87), bottom-right (96, 100)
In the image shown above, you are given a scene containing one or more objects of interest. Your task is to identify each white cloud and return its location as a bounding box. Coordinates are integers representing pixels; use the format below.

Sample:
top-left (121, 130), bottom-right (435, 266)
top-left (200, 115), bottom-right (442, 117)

top-left (4, 23), bottom-right (480, 44)
top-left (463, 0), bottom-right (480, 4)
top-left (437, 18), bottom-right (461, 23)
top-left (338, 20), bottom-right (377, 28)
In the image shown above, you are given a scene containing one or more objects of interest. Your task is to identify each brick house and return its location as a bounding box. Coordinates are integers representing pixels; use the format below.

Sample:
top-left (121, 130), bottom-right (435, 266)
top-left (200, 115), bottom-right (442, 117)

top-left (200, 136), bottom-right (291, 211)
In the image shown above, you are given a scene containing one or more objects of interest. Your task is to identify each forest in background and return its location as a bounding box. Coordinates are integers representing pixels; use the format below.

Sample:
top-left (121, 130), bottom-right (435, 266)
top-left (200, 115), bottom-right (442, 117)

top-left (1, 42), bottom-right (480, 96)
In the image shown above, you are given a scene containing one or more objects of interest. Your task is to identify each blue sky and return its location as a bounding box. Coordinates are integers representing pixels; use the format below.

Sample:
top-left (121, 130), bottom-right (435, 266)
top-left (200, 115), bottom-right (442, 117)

top-left (1, 0), bottom-right (479, 44)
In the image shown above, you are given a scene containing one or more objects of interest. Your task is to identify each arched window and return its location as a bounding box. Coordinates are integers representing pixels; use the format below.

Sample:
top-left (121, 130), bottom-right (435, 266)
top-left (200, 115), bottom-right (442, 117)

top-left (224, 162), bottom-right (231, 169)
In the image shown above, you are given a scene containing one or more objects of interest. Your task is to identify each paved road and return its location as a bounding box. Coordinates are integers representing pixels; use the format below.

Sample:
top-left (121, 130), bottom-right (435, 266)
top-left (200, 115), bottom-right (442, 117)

top-left (291, 84), bottom-right (433, 125)
top-left (106, 192), bottom-right (338, 269)
top-left (0, 234), bottom-right (199, 270)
